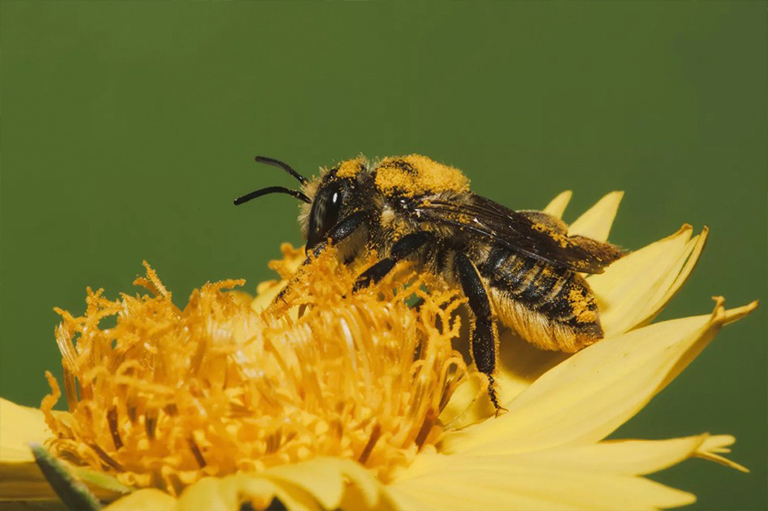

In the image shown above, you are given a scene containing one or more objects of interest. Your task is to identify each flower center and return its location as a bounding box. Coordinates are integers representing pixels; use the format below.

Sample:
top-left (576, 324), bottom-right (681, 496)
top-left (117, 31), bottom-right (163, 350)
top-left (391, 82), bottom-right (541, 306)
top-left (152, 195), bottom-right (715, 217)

top-left (42, 249), bottom-right (467, 494)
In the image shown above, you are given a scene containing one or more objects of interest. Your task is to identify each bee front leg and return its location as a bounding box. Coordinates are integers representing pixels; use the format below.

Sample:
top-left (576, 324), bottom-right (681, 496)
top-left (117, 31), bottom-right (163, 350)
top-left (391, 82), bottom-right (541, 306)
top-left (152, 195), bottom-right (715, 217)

top-left (353, 231), bottom-right (432, 292)
top-left (454, 252), bottom-right (505, 414)
top-left (305, 211), bottom-right (369, 259)
top-left (275, 212), bottom-right (368, 302)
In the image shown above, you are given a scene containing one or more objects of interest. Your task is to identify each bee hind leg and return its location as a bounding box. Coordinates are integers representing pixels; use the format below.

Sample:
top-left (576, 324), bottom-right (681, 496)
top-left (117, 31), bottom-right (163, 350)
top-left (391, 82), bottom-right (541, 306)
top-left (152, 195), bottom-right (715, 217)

top-left (353, 231), bottom-right (432, 292)
top-left (454, 252), bottom-right (505, 414)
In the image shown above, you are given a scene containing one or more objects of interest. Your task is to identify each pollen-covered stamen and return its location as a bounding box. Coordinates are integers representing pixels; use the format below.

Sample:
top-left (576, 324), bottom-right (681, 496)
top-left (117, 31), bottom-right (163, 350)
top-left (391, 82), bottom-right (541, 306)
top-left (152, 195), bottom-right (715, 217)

top-left (107, 407), bottom-right (122, 450)
top-left (187, 437), bottom-right (206, 469)
top-left (40, 251), bottom-right (467, 495)
top-left (357, 423), bottom-right (382, 466)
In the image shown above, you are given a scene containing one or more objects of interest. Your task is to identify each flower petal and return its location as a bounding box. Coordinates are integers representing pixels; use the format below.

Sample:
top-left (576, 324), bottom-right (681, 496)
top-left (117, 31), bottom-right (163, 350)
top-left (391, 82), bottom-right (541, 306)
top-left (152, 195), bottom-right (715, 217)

top-left (0, 398), bottom-right (51, 463)
top-left (251, 279), bottom-right (287, 312)
top-left (590, 225), bottom-right (708, 336)
top-left (229, 474), bottom-right (321, 511)
top-left (441, 299), bottom-right (757, 455)
top-left (491, 435), bottom-right (716, 476)
top-left (568, 192), bottom-right (624, 242)
top-left (262, 458), bottom-right (381, 511)
top-left (104, 489), bottom-right (178, 511)
top-left (695, 435), bottom-right (749, 472)
top-left (440, 334), bottom-right (566, 429)
top-left (0, 461), bottom-right (58, 503)
top-left (543, 191), bottom-right (572, 218)
top-left (251, 242), bottom-right (305, 312)
top-left (0, 398), bottom-right (58, 503)
top-left (388, 453), bottom-right (695, 511)
top-left (166, 463), bottom-right (382, 511)
top-left (175, 476), bottom-right (307, 511)
top-left (0, 398), bottom-right (131, 505)
top-left (340, 482), bottom-right (398, 511)
top-left (177, 476), bottom-right (243, 511)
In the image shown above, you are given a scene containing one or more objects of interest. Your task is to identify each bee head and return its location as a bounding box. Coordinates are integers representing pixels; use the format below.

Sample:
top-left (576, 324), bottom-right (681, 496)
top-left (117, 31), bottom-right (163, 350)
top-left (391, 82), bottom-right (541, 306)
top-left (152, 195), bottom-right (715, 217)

top-left (235, 156), bottom-right (375, 253)
top-left (303, 157), bottom-right (372, 251)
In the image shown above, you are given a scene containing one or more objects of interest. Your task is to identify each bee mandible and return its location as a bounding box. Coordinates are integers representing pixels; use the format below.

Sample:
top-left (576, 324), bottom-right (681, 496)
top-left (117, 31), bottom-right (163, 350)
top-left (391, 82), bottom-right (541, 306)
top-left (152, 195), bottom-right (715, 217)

top-left (235, 155), bottom-right (624, 410)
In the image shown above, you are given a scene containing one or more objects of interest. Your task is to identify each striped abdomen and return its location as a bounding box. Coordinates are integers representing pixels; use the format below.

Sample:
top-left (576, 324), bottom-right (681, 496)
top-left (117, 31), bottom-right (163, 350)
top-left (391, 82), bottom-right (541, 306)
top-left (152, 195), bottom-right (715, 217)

top-left (478, 246), bottom-right (603, 352)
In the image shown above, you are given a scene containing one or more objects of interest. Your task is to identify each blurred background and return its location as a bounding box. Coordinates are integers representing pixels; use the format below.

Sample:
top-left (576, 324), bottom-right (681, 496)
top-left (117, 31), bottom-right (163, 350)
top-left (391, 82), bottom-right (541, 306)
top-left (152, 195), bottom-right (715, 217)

top-left (1, 2), bottom-right (765, 509)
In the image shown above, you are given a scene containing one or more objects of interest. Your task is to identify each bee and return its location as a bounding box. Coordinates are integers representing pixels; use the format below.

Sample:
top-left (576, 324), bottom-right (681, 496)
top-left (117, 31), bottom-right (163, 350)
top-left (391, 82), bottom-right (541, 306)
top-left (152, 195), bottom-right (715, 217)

top-left (235, 155), bottom-right (623, 410)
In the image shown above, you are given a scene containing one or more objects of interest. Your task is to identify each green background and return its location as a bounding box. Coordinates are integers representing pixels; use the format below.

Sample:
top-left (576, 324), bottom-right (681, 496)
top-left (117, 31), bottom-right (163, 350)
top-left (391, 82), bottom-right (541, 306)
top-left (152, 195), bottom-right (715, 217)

top-left (1, 1), bottom-right (765, 509)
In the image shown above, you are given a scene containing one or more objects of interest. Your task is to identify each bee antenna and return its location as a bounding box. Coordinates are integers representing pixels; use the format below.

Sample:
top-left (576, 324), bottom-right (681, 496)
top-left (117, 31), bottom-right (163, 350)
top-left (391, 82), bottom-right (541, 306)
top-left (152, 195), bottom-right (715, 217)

top-left (254, 156), bottom-right (308, 185)
top-left (234, 186), bottom-right (311, 206)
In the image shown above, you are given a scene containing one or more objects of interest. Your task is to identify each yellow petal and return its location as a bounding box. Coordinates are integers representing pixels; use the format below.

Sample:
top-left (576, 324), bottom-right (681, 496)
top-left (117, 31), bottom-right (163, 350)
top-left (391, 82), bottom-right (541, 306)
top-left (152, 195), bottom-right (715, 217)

top-left (543, 191), bottom-right (572, 218)
top-left (263, 458), bottom-right (381, 511)
top-left (177, 476), bottom-right (297, 511)
top-left (0, 398), bottom-right (58, 502)
top-left (251, 242), bottom-right (305, 312)
top-left (171, 470), bottom-right (359, 511)
top-left (568, 191), bottom-right (624, 242)
top-left (105, 489), bottom-right (178, 511)
top-left (0, 461), bottom-right (57, 503)
top-left (259, 482), bottom-right (321, 511)
top-left (494, 435), bottom-right (713, 475)
top-left (695, 435), bottom-right (749, 472)
top-left (0, 398), bottom-right (52, 463)
top-left (251, 279), bottom-right (287, 312)
top-left (104, 468), bottom-right (329, 511)
top-left (229, 474), bottom-right (320, 511)
top-left (340, 482), bottom-right (398, 511)
top-left (441, 334), bottom-right (566, 429)
top-left (177, 477), bottom-right (242, 511)
top-left (0, 398), bottom-right (131, 504)
top-left (441, 299), bottom-right (757, 455)
top-left (388, 453), bottom-right (695, 511)
top-left (590, 225), bottom-right (708, 336)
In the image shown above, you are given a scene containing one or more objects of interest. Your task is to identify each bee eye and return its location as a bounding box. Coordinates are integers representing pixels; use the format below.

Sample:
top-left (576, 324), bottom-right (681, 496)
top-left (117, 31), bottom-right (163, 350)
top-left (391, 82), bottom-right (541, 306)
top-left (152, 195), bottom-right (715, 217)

top-left (307, 185), bottom-right (343, 249)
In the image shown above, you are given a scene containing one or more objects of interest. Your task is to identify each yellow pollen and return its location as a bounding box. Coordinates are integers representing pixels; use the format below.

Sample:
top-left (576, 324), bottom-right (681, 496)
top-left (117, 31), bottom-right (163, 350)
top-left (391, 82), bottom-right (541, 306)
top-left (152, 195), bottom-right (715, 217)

top-left (532, 222), bottom-right (570, 248)
top-left (334, 157), bottom-right (366, 178)
top-left (41, 251), bottom-right (467, 495)
top-left (568, 287), bottom-right (598, 323)
top-left (374, 155), bottom-right (470, 197)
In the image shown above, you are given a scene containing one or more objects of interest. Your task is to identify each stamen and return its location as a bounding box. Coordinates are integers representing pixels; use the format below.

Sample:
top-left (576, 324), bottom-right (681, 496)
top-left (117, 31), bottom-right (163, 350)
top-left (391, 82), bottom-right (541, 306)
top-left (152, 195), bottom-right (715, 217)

top-left (166, 472), bottom-right (185, 498)
top-left (187, 437), bottom-right (206, 468)
top-left (357, 423), bottom-right (382, 466)
top-left (414, 410), bottom-right (437, 450)
top-left (106, 406), bottom-right (123, 450)
top-left (126, 399), bottom-right (138, 424)
top-left (145, 411), bottom-right (157, 440)
top-left (88, 443), bottom-right (124, 472)
top-left (63, 371), bottom-right (79, 412)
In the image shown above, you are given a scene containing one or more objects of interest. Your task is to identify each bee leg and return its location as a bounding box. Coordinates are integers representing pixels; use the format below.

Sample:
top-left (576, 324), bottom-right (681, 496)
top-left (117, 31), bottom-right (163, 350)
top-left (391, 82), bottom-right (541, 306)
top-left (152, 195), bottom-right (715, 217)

top-left (454, 252), bottom-right (505, 413)
top-left (353, 232), bottom-right (432, 292)
top-left (275, 212), bottom-right (368, 302)
top-left (306, 211), bottom-right (368, 259)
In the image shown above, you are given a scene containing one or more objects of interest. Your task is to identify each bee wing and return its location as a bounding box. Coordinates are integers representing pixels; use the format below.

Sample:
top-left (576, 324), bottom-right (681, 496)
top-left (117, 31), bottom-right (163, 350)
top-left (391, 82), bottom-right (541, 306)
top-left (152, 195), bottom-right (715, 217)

top-left (415, 194), bottom-right (623, 274)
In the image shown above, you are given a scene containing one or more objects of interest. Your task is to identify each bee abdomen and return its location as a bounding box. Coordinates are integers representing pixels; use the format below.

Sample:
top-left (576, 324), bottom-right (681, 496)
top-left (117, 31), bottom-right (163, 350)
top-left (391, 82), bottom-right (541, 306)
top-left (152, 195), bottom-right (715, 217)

top-left (479, 248), bottom-right (603, 352)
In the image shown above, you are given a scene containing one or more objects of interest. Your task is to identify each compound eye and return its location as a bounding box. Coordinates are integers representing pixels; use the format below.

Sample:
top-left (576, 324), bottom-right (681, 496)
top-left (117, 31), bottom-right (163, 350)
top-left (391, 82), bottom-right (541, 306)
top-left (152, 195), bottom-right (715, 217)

top-left (307, 185), bottom-right (343, 249)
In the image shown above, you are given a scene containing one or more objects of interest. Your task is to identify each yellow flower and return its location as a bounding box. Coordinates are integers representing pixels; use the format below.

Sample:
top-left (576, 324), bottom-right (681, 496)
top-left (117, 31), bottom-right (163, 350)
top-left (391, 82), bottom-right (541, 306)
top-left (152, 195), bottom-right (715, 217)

top-left (0, 192), bottom-right (757, 511)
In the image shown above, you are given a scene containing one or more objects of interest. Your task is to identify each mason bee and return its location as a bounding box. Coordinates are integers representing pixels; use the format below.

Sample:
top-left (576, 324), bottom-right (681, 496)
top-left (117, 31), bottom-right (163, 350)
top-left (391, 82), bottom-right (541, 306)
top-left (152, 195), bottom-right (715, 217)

top-left (235, 155), bottom-right (623, 410)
